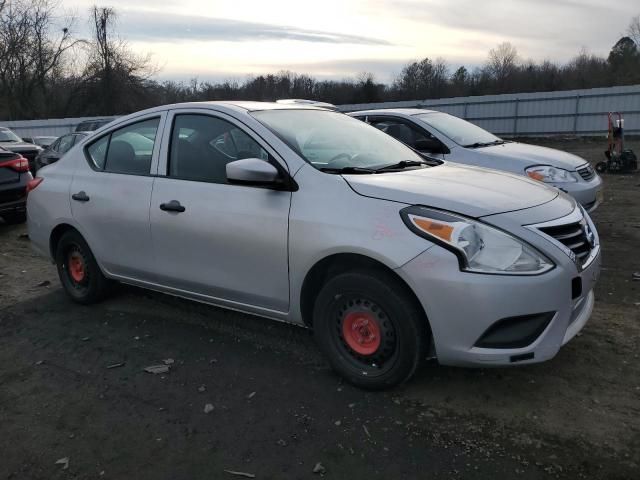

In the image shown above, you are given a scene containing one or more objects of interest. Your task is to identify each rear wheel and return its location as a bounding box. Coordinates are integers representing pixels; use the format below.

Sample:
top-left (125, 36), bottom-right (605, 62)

top-left (55, 230), bottom-right (112, 304)
top-left (313, 270), bottom-right (428, 389)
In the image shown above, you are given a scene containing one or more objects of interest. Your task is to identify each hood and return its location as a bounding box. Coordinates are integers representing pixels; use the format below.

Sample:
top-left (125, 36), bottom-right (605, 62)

top-left (473, 142), bottom-right (587, 171)
top-left (344, 164), bottom-right (558, 218)
top-left (0, 141), bottom-right (42, 152)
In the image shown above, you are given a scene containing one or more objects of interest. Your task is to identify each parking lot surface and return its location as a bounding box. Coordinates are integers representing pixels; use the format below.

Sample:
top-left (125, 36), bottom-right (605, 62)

top-left (1, 139), bottom-right (639, 479)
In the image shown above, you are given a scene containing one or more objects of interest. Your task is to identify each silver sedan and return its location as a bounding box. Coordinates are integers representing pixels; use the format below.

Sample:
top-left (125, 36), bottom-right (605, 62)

top-left (27, 102), bottom-right (600, 389)
top-left (348, 109), bottom-right (604, 212)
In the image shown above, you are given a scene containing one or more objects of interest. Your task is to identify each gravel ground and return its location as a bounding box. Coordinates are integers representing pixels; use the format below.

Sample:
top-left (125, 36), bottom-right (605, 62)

top-left (0, 138), bottom-right (639, 479)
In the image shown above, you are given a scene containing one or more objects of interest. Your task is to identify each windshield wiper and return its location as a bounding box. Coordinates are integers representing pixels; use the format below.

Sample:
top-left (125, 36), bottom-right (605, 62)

top-left (319, 166), bottom-right (376, 174)
top-left (464, 140), bottom-right (506, 148)
top-left (374, 159), bottom-right (429, 172)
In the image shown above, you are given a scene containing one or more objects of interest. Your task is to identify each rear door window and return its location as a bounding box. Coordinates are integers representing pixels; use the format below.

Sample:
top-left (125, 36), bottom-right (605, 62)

top-left (86, 136), bottom-right (109, 169)
top-left (85, 118), bottom-right (160, 175)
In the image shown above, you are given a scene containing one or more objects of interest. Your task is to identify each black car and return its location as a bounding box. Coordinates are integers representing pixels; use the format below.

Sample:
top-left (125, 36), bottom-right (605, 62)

top-left (0, 127), bottom-right (43, 173)
top-left (0, 146), bottom-right (33, 224)
top-left (74, 118), bottom-right (114, 132)
top-left (21, 136), bottom-right (58, 148)
top-left (34, 132), bottom-right (90, 172)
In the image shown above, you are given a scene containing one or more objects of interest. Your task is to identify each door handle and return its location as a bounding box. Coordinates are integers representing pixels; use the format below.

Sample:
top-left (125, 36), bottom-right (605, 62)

top-left (159, 200), bottom-right (186, 213)
top-left (72, 191), bottom-right (90, 202)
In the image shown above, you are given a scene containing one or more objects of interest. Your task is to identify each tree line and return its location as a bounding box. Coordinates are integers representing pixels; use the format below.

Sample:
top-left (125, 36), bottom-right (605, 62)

top-left (1, 1), bottom-right (639, 121)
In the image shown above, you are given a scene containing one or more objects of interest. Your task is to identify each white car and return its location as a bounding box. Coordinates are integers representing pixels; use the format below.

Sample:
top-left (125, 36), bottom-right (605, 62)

top-left (28, 102), bottom-right (600, 389)
top-left (349, 109), bottom-right (604, 212)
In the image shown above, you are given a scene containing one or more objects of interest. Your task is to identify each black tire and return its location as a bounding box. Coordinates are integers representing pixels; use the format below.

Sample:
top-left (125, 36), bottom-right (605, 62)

top-left (2, 212), bottom-right (27, 224)
top-left (312, 269), bottom-right (428, 390)
top-left (55, 230), bottom-right (112, 304)
top-left (595, 161), bottom-right (608, 173)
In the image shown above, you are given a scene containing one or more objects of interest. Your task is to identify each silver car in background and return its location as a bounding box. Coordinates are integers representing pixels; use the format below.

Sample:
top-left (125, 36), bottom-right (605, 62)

top-left (348, 109), bottom-right (604, 211)
top-left (28, 102), bottom-right (600, 389)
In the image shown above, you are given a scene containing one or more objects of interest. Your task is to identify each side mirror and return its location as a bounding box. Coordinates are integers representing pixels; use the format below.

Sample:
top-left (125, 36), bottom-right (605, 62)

top-left (226, 158), bottom-right (281, 186)
top-left (415, 138), bottom-right (446, 154)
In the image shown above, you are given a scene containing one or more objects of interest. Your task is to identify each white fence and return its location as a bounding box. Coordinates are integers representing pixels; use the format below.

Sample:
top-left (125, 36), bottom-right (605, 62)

top-left (338, 84), bottom-right (640, 137)
top-left (0, 116), bottom-right (118, 139)
top-left (1, 84), bottom-right (639, 138)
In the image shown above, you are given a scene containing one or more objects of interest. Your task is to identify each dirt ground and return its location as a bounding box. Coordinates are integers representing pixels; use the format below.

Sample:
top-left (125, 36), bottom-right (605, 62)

top-left (0, 138), bottom-right (639, 479)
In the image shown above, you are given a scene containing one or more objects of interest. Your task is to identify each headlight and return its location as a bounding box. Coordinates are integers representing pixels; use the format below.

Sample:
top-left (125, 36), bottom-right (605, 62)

top-left (401, 206), bottom-right (554, 275)
top-left (525, 165), bottom-right (577, 183)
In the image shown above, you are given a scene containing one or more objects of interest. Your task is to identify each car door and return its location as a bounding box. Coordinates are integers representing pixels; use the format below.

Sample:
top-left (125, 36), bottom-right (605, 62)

top-left (149, 109), bottom-right (291, 313)
top-left (70, 113), bottom-right (166, 281)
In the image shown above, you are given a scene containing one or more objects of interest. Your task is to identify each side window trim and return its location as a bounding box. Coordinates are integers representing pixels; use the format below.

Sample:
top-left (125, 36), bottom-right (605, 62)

top-left (82, 112), bottom-right (166, 176)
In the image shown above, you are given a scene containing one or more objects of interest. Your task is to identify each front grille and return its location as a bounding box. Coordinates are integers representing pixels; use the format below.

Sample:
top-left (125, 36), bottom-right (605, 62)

top-left (539, 221), bottom-right (593, 264)
top-left (577, 164), bottom-right (595, 181)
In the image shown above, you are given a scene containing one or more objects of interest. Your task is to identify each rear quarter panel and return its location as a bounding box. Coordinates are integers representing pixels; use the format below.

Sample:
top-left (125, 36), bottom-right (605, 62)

top-left (27, 150), bottom-right (80, 260)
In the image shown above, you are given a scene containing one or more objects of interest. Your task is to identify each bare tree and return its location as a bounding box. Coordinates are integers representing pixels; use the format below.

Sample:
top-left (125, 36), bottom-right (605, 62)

top-left (628, 15), bottom-right (640, 47)
top-left (75, 6), bottom-right (156, 115)
top-left (0, 0), bottom-right (78, 119)
top-left (486, 42), bottom-right (519, 90)
top-left (394, 57), bottom-right (449, 99)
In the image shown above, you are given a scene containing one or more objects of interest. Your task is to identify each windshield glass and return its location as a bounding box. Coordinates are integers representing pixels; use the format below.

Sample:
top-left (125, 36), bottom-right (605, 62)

top-left (251, 109), bottom-right (424, 170)
top-left (416, 112), bottom-right (501, 147)
top-left (0, 129), bottom-right (22, 142)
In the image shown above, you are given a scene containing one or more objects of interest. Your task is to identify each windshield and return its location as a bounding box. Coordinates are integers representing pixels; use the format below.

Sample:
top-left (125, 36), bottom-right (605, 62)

top-left (416, 112), bottom-right (502, 147)
top-left (0, 129), bottom-right (22, 142)
top-left (251, 109), bottom-right (424, 170)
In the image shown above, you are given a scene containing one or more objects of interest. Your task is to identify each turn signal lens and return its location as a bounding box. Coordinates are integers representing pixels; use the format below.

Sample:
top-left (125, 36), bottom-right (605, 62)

top-left (526, 170), bottom-right (545, 181)
top-left (411, 217), bottom-right (454, 242)
top-left (525, 165), bottom-right (577, 183)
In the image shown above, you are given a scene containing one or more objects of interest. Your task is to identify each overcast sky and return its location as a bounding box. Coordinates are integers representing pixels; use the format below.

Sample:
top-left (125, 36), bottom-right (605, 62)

top-left (63, 0), bottom-right (638, 83)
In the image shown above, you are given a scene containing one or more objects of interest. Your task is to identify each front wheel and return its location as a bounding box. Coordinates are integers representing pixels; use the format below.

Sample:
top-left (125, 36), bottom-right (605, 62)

top-left (55, 230), bottom-right (112, 304)
top-left (313, 270), bottom-right (428, 389)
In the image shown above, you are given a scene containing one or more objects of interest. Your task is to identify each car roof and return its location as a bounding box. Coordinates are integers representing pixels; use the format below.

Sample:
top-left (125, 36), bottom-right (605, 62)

top-left (78, 118), bottom-right (112, 123)
top-left (89, 101), bottom-right (334, 134)
top-left (124, 100), bottom-right (329, 117)
top-left (349, 108), bottom-right (439, 116)
top-left (203, 100), bottom-right (328, 112)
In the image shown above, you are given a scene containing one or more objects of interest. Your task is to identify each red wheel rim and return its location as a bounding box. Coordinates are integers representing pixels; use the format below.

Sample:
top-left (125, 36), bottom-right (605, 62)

top-left (68, 251), bottom-right (86, 283)
top-left (342, 311), bottom-right (381, 356)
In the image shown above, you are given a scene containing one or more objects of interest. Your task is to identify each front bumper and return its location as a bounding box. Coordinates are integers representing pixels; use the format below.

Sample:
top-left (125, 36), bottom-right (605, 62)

top-left (553, 173), bottom-right (603, 213)
top-left (398, 236), bottom-right (600, 367)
